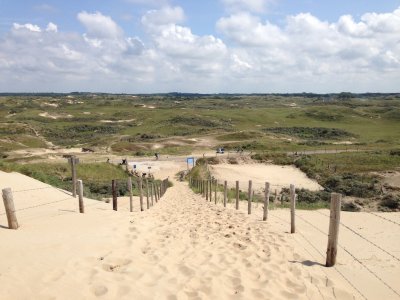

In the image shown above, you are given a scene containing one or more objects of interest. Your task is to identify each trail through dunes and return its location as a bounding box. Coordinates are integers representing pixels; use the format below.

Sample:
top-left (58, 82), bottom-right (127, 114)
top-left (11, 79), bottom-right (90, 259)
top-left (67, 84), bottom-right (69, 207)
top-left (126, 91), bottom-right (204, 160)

top-left (1, 170), bottom-right (398, 299)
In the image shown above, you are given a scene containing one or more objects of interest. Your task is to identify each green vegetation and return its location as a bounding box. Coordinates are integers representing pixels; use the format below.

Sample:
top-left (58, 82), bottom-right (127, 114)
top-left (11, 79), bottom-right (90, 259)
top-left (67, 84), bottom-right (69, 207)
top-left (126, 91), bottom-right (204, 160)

top-left (0, 161), bottom-right (161, 200)
top-left (263, 127), bottom-right (355, 140)
top-left (1, 93), bottom-right (399, 210)
top-left (1, 93), bottom-right (399, 155)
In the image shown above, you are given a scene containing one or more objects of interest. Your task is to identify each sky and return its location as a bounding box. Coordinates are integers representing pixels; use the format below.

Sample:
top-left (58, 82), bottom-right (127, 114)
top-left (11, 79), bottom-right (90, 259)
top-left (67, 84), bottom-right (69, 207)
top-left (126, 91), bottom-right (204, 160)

top-left (0, 0), bottom-right (399, 93)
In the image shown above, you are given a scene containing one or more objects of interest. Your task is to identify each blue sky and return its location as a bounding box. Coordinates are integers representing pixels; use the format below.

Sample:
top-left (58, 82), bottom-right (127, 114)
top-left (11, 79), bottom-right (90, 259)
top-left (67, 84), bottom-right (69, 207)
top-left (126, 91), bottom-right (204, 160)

top-left (0, 0), bottom-right (399, 93)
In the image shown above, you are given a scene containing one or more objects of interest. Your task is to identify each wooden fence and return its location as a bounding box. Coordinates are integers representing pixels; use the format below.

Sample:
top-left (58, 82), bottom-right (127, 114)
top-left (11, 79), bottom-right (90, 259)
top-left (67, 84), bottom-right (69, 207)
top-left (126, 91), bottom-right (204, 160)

top-left (188, 177), bottom-right (341, 267)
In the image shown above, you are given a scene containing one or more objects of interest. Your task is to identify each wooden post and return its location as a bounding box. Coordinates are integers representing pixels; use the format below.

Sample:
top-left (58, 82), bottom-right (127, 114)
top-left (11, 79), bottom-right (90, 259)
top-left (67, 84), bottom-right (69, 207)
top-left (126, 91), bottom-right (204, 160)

top-left (77, 179), bottom-right (84, 213)
top-left (150, 182), bottom-right (154, 206)
top-left (263, 182), bottom-right (270, 221)
top-left (112, 180), bottom-right (118, 211)
top-left (235, 181), bottom-right (239, 210)
top-left (209, 180), bottom-right (212, 202)
top-left (274, 189), bottom-right (277, 203)
top-left (206, 180), bottom-right (209, 201)
top-left (214, 180), bottom-right (217, 204)
top-left (125, 158), bottom-right (129, 172)
top-left (70, 155), bottom-right (77, 197)
top-left (2, 188), bottom-right (19, 229)
top-left (223, 181), bottom-right (227, 207)
top-left (326, 193), bottom-right (342, 267)
top-left (290, 184), bottom-right (296, 233)
top-left (146, 180), bottom-right (150, 209)
top-left (248, 180), bottom-right (252, 214)
top-left (139, 178), bottom-right (144, 211)
top-left (153, 183), bottom-right (158, 203)
top-left (128, 177), bottom-right (133, 212)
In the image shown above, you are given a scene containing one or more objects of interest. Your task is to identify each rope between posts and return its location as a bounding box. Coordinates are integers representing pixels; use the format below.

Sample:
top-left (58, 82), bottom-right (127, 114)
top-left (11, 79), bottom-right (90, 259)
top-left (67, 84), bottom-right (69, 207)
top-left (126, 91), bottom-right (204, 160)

top-left (268, 212), bottom-right (368, 300)
top-left (12, 186), bottom-right (54, 193)
top-left (295, 213), bottom-right (400, 298)
top-left (0, 196), bottom-right (74, 216)
top-left (367, 212), bottom-right (400, 227)
top-left (315, 211), bottom-right (400, 262)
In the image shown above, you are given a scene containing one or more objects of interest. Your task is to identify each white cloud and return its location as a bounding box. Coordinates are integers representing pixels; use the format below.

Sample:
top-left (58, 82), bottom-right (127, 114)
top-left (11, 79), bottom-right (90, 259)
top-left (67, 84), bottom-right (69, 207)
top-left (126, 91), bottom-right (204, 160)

top-left (0, 6), bottom-right (399, 93)
top-left (13, 23), bottom-right (41, 32)
top-left (46, 22), bottom-right (58, 32)
top-left (141, 6), bottom-right (185, 29)
top-left (77, 11), bottom-right (122, 39)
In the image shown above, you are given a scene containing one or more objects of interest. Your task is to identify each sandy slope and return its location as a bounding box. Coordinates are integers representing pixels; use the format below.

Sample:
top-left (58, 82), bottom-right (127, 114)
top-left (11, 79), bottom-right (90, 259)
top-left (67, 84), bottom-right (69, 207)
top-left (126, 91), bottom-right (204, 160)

top-left (1, 170), bottom-right (399, 299)
top-left (210, 163), bottom-right (322, 192)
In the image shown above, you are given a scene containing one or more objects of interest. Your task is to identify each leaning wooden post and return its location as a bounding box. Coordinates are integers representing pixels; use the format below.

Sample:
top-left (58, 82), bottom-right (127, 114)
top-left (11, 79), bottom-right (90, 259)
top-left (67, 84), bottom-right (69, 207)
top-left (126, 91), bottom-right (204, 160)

top-left (235, 181), bottom-right (239, 210)
top-left (112, 180), bottom-right (118, 211)
top-left (70, 155), bottom-right (77, 197)
top-left (290, 184), bottom-right (296, 233)
top-left (248, 180), bottom-right (252, 214)
top-left (139, 178), bottom-right (144, 211)
top-left (127, 177), bottom-right (133, 212)
top-left (206, 180), bottom-right (209, 201)
top-left (214, 180), bottom-right (217, 204)
top-left (223, 181), bottom-right (227, 207)
top-left (146, 180), bottom-right (150, 209)
top-left (263, 182), bottom-right (270, 221)
top-left (2, 188), bottom-right (19, 229)
top-left (326, 193), bottom-right (342, 267)
top-left (77, 179), bottom-right (85, 213)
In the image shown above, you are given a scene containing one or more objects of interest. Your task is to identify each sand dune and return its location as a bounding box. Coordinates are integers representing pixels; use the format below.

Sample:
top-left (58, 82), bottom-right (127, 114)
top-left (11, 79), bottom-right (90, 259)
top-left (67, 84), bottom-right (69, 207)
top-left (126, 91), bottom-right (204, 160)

top-left (1, 170), bottom-right (399, 299)
top-left (210, 163), bottom-right (323, 192)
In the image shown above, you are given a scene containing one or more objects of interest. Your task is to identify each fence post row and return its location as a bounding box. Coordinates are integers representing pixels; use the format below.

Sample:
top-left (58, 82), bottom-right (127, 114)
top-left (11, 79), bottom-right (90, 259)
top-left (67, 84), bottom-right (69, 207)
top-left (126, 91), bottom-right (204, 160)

top-left (263, 182), bottom-right (270, 221)
top-left (150, 183), bottom-right (154, 206)
top-left (235, 181), bottom-right (239, 210)
top-left (70, 155), bottom-right (77, 198)
top-left (209, 180), bottom-right (212, 202)
top-left (146, 179), bottom-right (150, 209)
top-left (206, 180), bottom-right (209, 201)
top-left (223, 181), bottom-right (227, 207)
top-left (2, 188), bottom-right (19, 229)
top-left (214, 180), bottom-right (217, 204)
top-left (139, 177), bottom-right (144, 211)
top-left (77, 179), bottom-right (85, 214)
top-left (326, 193), bottom-right (342, 267)
top-left (290, 184), bottom-right (296, 234)
top-left (112, 179), bottom-right (118, 211)
top-left (128, 177), bottom-right (133, 212)
top-left (248, 180), bottom-right (252, 215)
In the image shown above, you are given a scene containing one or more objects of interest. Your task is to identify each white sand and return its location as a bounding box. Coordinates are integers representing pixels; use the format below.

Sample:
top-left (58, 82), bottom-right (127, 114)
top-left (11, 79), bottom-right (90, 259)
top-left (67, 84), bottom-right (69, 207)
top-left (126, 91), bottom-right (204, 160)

top-left (210, 163), bottom-right (322, 192)
top-left (0, 163), bottom-right (399, 299)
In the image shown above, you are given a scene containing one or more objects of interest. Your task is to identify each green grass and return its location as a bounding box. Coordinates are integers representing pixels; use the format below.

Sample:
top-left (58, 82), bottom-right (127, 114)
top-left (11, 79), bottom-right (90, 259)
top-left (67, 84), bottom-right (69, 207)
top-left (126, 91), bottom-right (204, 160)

top-left (0, 94), bottom-right (399, 157)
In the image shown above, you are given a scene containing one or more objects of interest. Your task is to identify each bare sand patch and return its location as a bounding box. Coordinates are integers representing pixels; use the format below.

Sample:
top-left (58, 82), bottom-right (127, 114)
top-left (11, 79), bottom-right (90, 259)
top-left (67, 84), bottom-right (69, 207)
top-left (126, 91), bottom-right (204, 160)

top-left (210, 163), bottom-right (322, 191)
top-left (39, 112), bottom-right (73, 119)
top-left (99, 119), bottom-right (135, 123)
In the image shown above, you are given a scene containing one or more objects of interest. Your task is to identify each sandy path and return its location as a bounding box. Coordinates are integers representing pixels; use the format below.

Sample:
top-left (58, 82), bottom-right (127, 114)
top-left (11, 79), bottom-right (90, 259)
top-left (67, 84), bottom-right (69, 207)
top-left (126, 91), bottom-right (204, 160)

top-left (26, 182), bottom-right (354, 299)
top-left (1, 170), bottom-right (399, 299)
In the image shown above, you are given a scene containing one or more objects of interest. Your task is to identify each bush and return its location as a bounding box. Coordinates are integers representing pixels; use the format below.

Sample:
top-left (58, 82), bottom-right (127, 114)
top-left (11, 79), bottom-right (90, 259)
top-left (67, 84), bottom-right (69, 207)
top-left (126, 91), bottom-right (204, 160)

top-left (263, 127), bottom-right (355, 140)
top-left (342, 201), bottom-right (361, 212)
top-left (390, 149), bottom-right (400, 156)
top-left (323, 173), bottom-right (378, 198)
top-left (380, 194), bottom-right (400, 210)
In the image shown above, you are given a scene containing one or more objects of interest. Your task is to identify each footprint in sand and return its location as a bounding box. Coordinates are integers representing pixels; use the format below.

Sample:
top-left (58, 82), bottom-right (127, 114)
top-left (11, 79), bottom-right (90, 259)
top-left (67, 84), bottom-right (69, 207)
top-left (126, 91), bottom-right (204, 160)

top-left (91, 284), bottom-right (108, 297)
top-left (102, 258), bottom-right (132, 273)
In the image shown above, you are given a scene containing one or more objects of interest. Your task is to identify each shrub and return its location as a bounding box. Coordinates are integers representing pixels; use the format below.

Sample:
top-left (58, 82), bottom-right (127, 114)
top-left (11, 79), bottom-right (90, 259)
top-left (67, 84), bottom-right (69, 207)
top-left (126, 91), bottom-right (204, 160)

top-left (380, 194), bottom-right (400, 210)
